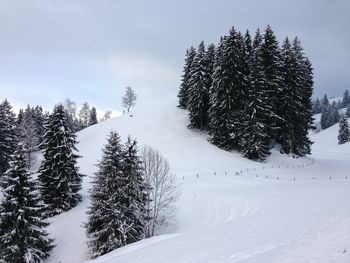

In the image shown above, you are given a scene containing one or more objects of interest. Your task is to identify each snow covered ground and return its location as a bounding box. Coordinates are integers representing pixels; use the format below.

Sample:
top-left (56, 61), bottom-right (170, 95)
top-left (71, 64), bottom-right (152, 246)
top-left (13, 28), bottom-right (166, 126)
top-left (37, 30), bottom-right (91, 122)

top-left (45, 101), bottom-right (350, 263)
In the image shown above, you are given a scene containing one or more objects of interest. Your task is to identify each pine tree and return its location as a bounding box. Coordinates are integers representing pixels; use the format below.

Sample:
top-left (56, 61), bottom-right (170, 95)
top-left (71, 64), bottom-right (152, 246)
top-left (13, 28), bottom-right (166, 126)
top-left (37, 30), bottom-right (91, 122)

top-left (0, 144), bottom-right (53, 262)
top-left (17, 109), bottom-right (24, 126)
top-left (313, 98), bottom-right (322, 114)
top-left (320, 106), bottom-right (331, 129)
top-left (0, 99), bottom-right (17, 176)
top-left (293, 51), bottom-right (314, 155)
top-left (86, 132), bottom-right (146, 258)
top-left (242, 29), bottom-right (271, 160)
top-left (33, 106), bottom-right (45, 142)
top-left (178, 47), bottom-right (196, 109)
top-left (322, 94), bottom-right (329, 110)
top-left (122, 136), bottom-right (147, 244)
top-left (347, 104), bottom-right (350, 118)
top-left (209, 26), bottom-right (246, 149)
top-left (88, 107), bottom-right (98, 126)
top-left (260, 25), bottom-right (284, 142)
top-left (38, 104), bottom-right (83, 216)
top-left (187, 42), bottom-right (211, 130)
top-left (338, 114), bottom-right (350, 144)
top-left (277, 37), bottom-right (298, 154)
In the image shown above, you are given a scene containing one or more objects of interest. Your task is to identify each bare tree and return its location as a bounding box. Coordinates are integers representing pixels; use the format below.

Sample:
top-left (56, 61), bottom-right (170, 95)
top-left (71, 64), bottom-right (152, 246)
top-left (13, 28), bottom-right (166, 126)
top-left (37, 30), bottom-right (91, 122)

top-left (64, 98), bottom-right (79, 131)
top-left (141, 146), bottom-right (180, 237)
top-left (100, 110), bottom-right (112, 122)
top-left (121, 87), bottom-right (137, 113)
top-left (79, 102), bottom-right (90, 128)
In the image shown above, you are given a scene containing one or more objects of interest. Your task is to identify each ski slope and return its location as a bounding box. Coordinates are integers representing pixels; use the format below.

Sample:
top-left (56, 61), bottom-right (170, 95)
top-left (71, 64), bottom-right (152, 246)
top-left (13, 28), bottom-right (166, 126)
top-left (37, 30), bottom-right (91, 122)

top-left (45, 101), bottom-right (350, 263)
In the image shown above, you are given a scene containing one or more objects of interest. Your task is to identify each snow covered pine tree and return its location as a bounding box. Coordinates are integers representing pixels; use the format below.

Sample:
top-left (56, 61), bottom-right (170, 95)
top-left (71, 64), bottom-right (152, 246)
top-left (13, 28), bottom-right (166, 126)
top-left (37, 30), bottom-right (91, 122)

top-left (0, 144), bottom-right (53, 262)
top-left (86, 132), bottom-right (147, 258)
top-left (338, 114), bottom-right (350, 144)
top-left (0, 99), bottom-right (17, 177)
top-left (178, 46), bottom-right (196, 109)
top-left (38, 104), bottom-right (84, 217)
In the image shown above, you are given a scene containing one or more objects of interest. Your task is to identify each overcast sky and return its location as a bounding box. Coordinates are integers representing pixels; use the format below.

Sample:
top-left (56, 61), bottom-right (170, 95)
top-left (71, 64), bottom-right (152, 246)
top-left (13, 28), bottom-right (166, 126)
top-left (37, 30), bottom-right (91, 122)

top-left (0, 0), bottom-right (349, 113)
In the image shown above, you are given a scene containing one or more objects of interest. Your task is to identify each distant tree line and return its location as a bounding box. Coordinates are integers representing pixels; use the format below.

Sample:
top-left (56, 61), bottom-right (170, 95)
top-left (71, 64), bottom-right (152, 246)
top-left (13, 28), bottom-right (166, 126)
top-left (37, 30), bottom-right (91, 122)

top-left (313, 91), bottom-right (350, 130)
top-left (178, 25), bottom-right (314, 160)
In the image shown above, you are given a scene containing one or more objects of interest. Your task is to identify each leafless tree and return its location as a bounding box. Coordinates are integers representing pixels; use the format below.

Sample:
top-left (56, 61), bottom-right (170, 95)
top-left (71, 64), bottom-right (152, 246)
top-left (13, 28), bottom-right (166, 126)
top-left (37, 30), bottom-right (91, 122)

top-left (121, 87), bottom-right (137, 113)
top-left (100, 110), bottom-right (112, 122)
top-left (141, 146), bottom-right (180, 237)
top-left (79, 102), bottom-right (90, 128)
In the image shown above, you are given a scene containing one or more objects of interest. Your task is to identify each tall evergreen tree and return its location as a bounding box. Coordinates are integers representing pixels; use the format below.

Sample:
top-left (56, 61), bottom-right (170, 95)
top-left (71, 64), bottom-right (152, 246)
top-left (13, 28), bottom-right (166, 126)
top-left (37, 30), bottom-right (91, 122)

top-left (293, 49), bottom-right (314, 155)
top-left (278, 37), bottom-right (298, 154)
top-left (187, 42), bottom-right (211, 130)
top-left (260, 25), bottom-right (284, 142)
top-left (178, 47), bottom-right (196, 109)
top-left (0, 99), bottom-right (17, 176)
top-left (86, 132), bottom-right (146, 258)
top-left (88, 107), bottom-right (98, 126)
top-left (313, 98), bottom-right (322, 114)
top-left (38, 104), bottom-right (83, 216)
top-left (33, 106), bottom-right (45, 142)
top-left (0, 144), bottom-right (53, 262)
top-left (338, 114), bottom-right (350, 144)
top-left (242, 29), bottom-right (271, 159)
top-left (122, 136), bottom-right (147, 244)
top-left (209, 26), bottom-right (246, 149)
top-left (347, 104), bottom-right (350, 118)
top-left (322, 94), bottom-right (329, 110)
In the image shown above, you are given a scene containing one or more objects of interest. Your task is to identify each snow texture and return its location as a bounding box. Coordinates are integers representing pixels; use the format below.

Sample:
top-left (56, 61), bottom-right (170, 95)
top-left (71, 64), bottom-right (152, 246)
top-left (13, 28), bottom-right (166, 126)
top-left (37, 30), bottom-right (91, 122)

top-left (39, 101), bottom-right (350, 263)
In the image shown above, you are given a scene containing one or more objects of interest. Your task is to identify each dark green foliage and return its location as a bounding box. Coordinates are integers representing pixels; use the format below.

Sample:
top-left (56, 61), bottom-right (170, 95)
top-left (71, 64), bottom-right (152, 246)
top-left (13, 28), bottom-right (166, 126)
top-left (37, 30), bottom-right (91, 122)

top-left (242, 30), bottom-right (271, 160)
top-left (187, 42), bottom-right (211, 130)
top-left (178, 47), bottom-right (196, 109)
top-left (209, 27), bottom-right (246, 150)
top-left (88, 107), bottom-right (98, 126)
top-left (38, 104), bottom-right (83, 216)
top-left (338, 114), bottom-right (350, 144)
top-left (86, 132), bottom-right (147, 258)
top-left (179, 24), bottom-right (314, 160)
top-left (0, 144), bottom-right (53, 262)
top-left (260, 25), bottom-right (284, 143)
top-left (0, 99), bottom-right (17, 175)
top-left (321, 104), bottom-right (340, 130)
top-left (312, 98), bottom-right (322, 114)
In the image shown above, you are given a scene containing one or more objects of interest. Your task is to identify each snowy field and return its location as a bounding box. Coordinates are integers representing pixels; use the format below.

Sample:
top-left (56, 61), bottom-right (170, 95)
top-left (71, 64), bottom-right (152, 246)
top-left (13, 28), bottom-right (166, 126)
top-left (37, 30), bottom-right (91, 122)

top-left (45, 101), bottom-right (350, 263)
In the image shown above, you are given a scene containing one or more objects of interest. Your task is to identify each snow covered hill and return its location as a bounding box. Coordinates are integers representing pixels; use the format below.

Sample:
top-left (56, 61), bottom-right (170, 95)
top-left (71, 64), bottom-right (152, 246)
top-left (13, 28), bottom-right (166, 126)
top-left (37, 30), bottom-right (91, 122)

top-left (45, 101), bottom-right (350, 263)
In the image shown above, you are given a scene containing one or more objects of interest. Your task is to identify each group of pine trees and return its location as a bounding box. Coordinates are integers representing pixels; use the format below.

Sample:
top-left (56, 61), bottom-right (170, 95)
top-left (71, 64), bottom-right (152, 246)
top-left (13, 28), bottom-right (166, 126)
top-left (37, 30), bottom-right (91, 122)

top-left (314, 91), bottom-right (350, 130)
top-left (178, 25), bottom-right (314, 160)
top-left (0, 99), bottom-right (84, 262)
top-left (86, 132), bottom-right (149, 258)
